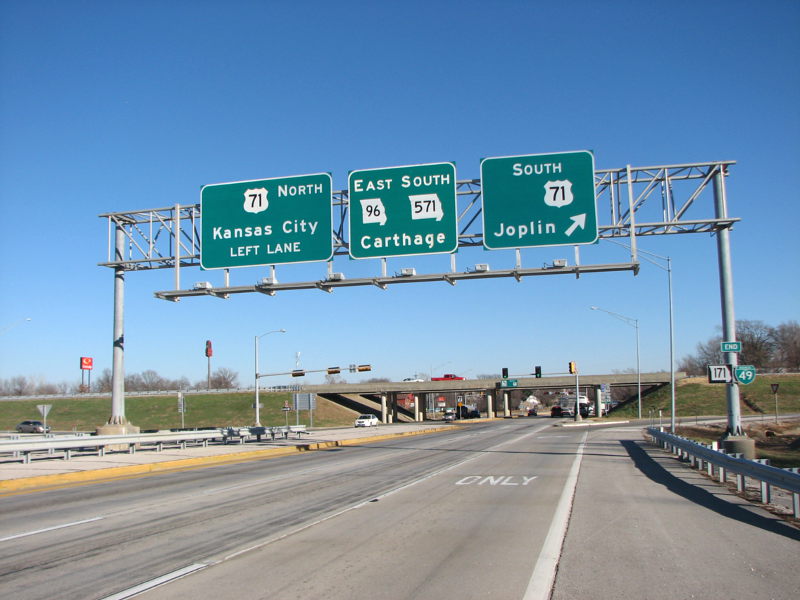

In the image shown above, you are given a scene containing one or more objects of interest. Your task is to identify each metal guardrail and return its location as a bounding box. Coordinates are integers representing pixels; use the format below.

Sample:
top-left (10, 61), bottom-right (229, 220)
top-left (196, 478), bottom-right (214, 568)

top-left (1, 430), bottom-right (224, 463)
top-left (646, 427), bottom-right (800, 518)
top-left (0, 426), bottom-right (313, 464)
top-left (0, 386), bottom-right (301, 401)
top-left (221, 425), bottom-right (309, 443)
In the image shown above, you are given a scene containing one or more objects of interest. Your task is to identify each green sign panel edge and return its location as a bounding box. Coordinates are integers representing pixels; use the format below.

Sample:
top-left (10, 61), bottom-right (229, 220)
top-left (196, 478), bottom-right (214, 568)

top-left (480, 150), bottom-right (598, 250)
top-left (347, 162), bottom-right (459, 260)
top-left (200, 172), bottom-right (334, 270)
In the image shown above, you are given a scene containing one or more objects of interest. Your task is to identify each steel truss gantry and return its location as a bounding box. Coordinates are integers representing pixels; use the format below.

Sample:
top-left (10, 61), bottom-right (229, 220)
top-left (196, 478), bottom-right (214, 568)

top-left (98, 160), bottom-right (738, 299)
top-left (98, 159), bottom-right (745, 438)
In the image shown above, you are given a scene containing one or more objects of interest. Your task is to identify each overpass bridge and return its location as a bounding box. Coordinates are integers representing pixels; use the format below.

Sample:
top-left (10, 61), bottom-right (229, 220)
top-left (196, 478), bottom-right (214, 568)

top-left (301, 372), bottom-right (683, 422)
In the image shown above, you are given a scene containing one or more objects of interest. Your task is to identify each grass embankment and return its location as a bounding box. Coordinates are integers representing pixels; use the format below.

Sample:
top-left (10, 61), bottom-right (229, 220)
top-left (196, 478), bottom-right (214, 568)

top-left (0, 392), bottom-right (358, 432)
top-left (609, 373), bottom-right (800, 467)
top-left (610, 373), bottom-right (800, 421)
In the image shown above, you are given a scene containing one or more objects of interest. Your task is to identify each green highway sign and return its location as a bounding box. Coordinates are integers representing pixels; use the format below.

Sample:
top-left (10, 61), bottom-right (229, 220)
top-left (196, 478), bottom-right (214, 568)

top-left (201, 173), bottom-right (333, 269)
top-left (348, 162), bottom-right (458, 259)
top-left (480, 150), bottom-right (598, 249)
top-left (734, 365), bottom-right (756, 385)
top-left (721, 341), bottom-right (742, 353)
top-left (499, 379), bottom-right (518, 388)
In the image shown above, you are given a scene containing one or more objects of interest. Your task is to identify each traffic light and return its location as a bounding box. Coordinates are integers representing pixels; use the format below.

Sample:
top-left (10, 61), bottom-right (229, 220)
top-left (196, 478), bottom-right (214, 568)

top-left (535, 365), bottom-right (542, 378)
top-left (501, 367), bottom-right (509, 379)
top-left (357, 364), bottom-right (372, 372)
top-left (291, 369), bottom-right (306, 377)
top-left (326, 366), bottom-right (341, 375)
top-left (205, 340), bottom-right (213, 358)
top-left (568, 361), bottom-right (577, 374)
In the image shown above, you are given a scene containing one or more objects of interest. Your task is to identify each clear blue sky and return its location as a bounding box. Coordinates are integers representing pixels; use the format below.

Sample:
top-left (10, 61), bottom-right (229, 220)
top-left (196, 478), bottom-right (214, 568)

top-left (1, 0), bottom-right (798, 388)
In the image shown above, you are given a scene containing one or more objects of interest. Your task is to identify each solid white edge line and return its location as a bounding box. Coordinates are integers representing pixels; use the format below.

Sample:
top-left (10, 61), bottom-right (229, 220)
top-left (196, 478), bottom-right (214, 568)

top-left (0, 516), bottom-right (104, 542)
top-left (99, 563), bottom-right (208, 600)
top-left (523, 430), bottom-right (588, 600)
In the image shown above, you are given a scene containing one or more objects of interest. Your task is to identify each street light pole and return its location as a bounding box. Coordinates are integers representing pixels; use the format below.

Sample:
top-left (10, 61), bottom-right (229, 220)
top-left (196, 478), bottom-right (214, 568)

top-left (591, 306), bottom-right (641, 419)
top-left (255, 328), bottom-right (286, 426)
top-left (605, 240), bottom-right (676, 431)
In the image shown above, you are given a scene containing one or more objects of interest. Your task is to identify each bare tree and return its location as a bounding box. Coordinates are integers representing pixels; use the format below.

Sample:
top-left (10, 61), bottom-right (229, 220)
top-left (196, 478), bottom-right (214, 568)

top-left (208, 367), bottom-right (239, 389)
top-left (770, 321), bottom-right (800, 370)
top-left (324, 373), bottom-right (346, 384)
top-left (95, 369), bottom-right (113, 393)
top-left (736, 320), bottom-right (775, 369)
top-left (139, 369), bottom-right (166, 391)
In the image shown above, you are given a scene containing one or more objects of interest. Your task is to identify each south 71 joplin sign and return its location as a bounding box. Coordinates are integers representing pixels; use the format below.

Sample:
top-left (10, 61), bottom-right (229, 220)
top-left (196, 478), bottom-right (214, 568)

top-left (481, 150), bottom-right (598, 250)
top-left (200, 173), bottom-right (333, 269)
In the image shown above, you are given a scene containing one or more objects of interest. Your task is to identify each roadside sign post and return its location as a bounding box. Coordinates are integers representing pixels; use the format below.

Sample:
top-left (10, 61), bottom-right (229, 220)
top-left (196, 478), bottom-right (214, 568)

top-left (201, 173), bottom-right (333, 269)
top-left (771, 383), bottom-right (780, 423)
top-left (36, 404), bottom-right (52, 433)
top-left (348, 162), bottom-right (458, 259)
top-left (481, 150), bottom-right (598, 250)
top-left (177, 391), bottom-right (185, 428)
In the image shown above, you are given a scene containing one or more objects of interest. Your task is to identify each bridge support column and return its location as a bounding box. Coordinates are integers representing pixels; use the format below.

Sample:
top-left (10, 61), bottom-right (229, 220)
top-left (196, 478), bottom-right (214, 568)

top-left (381, 395), bottom-right (387, 423)
top-left (487, 392), bottom-right (494, 419)
top-left (503, 392), bottom-right (510, 418)
top-left (595, 386), bottom-right (603, 417)
top-left (414, 395), bottom-right (420, 422)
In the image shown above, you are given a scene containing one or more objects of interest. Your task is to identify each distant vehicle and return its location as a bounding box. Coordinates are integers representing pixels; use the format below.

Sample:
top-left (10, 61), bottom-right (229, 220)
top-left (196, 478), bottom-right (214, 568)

top-left (354, 414), bottom-right (379, 427)
top-left (443, 409), bottom-right (456, 422)
top-left (467, 409), bottom-right (481, 419)
top-left (527, 407), bottom-right (538, 416)
top-left (552, 394), bottom-right (590, 418)
top-left (431, 374), bottom-right (465, 381)
top-left (403, 377), bottom-right (424, 382)
top-left (16, 420), bottom-right (50, 433)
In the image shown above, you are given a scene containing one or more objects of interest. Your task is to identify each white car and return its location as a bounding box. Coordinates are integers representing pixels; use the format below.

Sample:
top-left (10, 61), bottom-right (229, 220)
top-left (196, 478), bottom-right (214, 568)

top-left (354, 414), bottom-right (379, 427)
top-left (403, 377), bottom-right (424, 382)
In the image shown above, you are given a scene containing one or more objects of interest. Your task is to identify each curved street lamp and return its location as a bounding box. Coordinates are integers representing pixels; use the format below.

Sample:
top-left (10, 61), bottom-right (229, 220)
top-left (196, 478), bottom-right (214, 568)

top-left (591, 306), bottom-right (641, 419)
top-left (255, 328), bottom-right (286, 425)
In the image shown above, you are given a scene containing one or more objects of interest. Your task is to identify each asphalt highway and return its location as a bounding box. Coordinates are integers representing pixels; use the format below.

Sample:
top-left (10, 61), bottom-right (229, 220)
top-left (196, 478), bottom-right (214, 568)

top-left (1, 419), bottom-right (797, 600)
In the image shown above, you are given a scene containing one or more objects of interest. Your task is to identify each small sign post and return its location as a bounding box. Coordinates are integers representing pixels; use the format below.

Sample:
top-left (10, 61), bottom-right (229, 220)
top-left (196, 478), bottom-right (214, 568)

top-left (771, 383), bottom-right (780, 423)
top-left (177, 391), bottom-right (185, 428)
top-left (37, 404), bottom-right (52, 433)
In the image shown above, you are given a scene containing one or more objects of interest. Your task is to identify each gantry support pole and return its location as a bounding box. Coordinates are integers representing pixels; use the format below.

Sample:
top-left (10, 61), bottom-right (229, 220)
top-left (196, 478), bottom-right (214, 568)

top-left (110, 222), bottom-right (127, 425)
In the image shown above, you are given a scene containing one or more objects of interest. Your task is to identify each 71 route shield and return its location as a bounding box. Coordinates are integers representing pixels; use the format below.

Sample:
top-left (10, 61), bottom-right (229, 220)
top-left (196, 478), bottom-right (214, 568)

top-left (481, 150), bottom-right (598, 249)
top-left (348, 162), bottom-right (458, 259)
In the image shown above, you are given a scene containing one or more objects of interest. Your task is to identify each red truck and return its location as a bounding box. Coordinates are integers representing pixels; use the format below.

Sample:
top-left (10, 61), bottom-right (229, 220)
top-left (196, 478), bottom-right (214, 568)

top-left (431, 373), bottom-right (465, 381)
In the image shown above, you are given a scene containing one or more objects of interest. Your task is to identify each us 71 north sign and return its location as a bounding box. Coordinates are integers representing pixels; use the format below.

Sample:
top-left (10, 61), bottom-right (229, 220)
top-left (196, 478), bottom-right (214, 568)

top-left (200, 173), bottom-right (333, 269)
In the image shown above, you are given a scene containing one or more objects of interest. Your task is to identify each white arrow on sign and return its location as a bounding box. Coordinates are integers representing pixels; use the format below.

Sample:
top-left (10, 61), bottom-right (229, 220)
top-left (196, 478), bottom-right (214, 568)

top-left (564, 213), bottom-right (586, 237)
